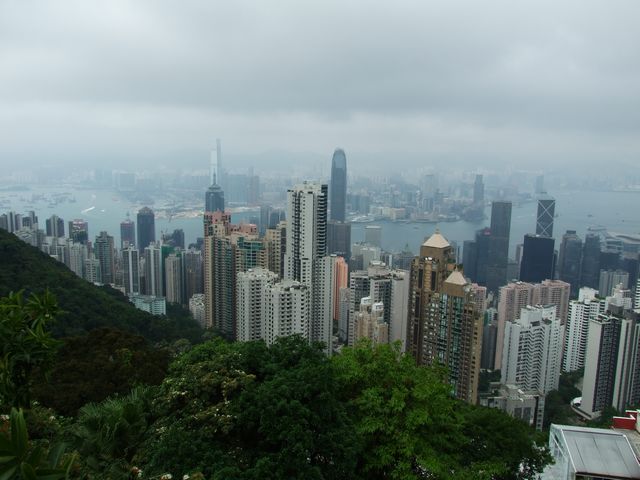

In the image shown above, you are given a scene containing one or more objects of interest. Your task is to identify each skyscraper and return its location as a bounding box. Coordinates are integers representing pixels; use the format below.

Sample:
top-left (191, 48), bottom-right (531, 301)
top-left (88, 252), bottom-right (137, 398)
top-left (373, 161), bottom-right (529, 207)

top-left (473, 174), bottom-right (484, 205)
top-left (536, 195), bottom-right (556, 237)
top-left (137, 207), bottom-right (155, 251)
top-left (580, 234), bottom-right (601, 289)
top-left (558, 230), bottom-right (583, 297)
top-left (486, 201), bottom-right (512, 292)
top-left (520, 234), bottom-right (555, 283)
top-left (407, 231), bottom-right (482, 403)
top-left (562, 288), bottom-right (605, 373)
top-left (68, 219), bottom-right (89, 244)
top-left (94, 231), bottom-right (115, 285)
top-left (329, 148), bottom-right (347, 222)
top-left (284, 182), bottom-right (333, 352)
top-left (120, 217), bottom-right (136, 249)
top-left (327, 220), bottom-right (351, 261)
top-left (501, 305), bottom-right (563, 395)
top-left (122, 246), bottom-right (140, 295)
top-left (45, 215), bottom-right (65, 238)
top-left (164, 253), bottom-right (184, 305)
top-left (205, 183), bottom-right (225, 213)
top-left (236, 268), bottom-right (279, 342)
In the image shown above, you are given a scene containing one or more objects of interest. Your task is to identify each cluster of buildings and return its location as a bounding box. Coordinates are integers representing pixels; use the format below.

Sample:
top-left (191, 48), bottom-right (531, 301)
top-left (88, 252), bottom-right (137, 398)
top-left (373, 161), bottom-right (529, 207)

top-left (4, 147), bottom-right (640, 441)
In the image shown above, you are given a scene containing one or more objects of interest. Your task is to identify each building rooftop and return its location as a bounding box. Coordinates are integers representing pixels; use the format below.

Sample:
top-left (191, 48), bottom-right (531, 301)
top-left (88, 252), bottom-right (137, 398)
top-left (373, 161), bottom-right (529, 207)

top-left (557, 425), bottom-right (640, 478)
top-left (422, 231), bottom-right (450, 249)
top-left (445, 270), bottom-right (467, 286)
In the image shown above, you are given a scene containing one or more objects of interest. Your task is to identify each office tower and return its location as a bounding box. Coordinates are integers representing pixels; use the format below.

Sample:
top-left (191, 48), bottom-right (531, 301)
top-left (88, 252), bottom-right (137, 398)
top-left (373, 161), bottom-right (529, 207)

top-left (364, 225), bottom-right (382, 248)
top-left (501, 305), bottom-right (563, 395)
top-left (331, 256), bottom-right (349, 328)
top-left (473, 174), bottom-right (484, 205)
top-left (329, 148), bottom-right (347, 222)
top-left (534, 175), bottom-right (544, 194)
top-left (519, 234), bottom-right (555, 283)
top-left (481, 317), bottom-right (498, 371)
top-left (599, 270), bottom-right (629, 297)
top-left (144, 243), bottom-right (163, 297)
top-left (120, 217), bottom-right (136, 249)
top-left (327, 221), bottom-right (351, 261)
top-left (563, 288), bottom-right (605, 373)
top-left (68, 219), bottom-right (88, 244)
top-left (558, 230), bottom-right (583, 297)
top-left (165, 253), bottom-right (183, 305)
top-left (462, 240), bottom-right (478, 281)
top-left (486, 201), bottom-right (512, 293)
top-left (580, 234), bottom-right (601, 289)
top-left (45, 215), bottom-right (65, 238)
top-left (351, 243), bottom-right (381, 270)
top-left (407, 232), bottom-right (482, 403)
top-left (353, 297), bottom-right (388, 345)
top-left (237, 268), bottom-right (279, 342)
top-left (122, 247), bottom-right (140, 295)
top-left (262, 280), bottom-right (310, 346)
top-left (536, 195), bottom-right (555, 237)
top-left (137, 207), bottom-right (155, 251)
top-left (94, 231), bottom-right (115, 285)
top-left (183, 249), bottom-right (203, 302)
top-left (205, 183), bottom-right (225, 213)
top-left (264, 221), bottom-right (286, 278)
top-left (209, 138), bottom-right (224, 187)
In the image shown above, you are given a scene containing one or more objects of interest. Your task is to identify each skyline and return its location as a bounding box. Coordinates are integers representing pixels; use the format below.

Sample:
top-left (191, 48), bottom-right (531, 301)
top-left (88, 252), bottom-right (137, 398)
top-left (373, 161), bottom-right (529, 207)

top-left (1, 1), bottom-right (640, 173)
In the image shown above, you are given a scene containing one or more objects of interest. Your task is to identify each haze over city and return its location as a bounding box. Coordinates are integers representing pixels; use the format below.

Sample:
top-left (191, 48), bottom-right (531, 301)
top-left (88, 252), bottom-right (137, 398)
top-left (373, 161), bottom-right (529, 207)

top-left (1, 0), bottom-right (640, 175)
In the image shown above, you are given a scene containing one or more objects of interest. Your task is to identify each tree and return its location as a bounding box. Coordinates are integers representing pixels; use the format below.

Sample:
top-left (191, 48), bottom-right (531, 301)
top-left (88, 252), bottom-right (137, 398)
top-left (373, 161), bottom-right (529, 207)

top-left (32, 328), bottom-right (169, 416)
top-left (0, 291), bottom-right (60, 409)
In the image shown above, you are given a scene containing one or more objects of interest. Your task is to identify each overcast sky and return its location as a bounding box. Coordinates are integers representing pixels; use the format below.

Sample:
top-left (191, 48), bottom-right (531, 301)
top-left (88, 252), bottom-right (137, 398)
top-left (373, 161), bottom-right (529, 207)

top-left (1, 0), bottom-right (639, 174)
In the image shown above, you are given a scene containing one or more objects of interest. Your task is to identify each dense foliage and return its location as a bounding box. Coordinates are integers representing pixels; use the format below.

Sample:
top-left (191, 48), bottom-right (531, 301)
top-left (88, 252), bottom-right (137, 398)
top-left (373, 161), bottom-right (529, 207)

top-left (543, 369), bottom-right (582, 428)
top-left (0, 290), bottom-right (60, 409)
top-left (0, 229), bottom-right (202, 343)
top-left (32, 328), bottom-right (170, 416)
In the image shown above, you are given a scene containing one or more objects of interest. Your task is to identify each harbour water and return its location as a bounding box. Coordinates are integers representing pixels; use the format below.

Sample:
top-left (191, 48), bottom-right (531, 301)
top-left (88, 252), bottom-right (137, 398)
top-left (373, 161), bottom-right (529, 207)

top-left (1, 186), bottom-right (639, 258)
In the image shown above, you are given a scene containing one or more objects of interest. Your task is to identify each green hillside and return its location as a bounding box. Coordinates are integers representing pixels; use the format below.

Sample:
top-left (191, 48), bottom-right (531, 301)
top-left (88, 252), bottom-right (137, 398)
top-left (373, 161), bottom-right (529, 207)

top-left (0, 229), bottom-right (202, 343)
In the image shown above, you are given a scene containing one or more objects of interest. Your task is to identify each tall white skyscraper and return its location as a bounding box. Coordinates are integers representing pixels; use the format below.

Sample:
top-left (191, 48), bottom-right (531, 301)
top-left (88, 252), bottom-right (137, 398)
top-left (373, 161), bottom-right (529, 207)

top-left (122, 246), bottom-right (140, 295)
top-left (284, 182), bottom-right (332, 352)
top-left (563, 288), bottom-right (605, 373)
top-left (144, 243), bottom-right (163, 297)
top-left (501, 305), bottom-right (564, 395)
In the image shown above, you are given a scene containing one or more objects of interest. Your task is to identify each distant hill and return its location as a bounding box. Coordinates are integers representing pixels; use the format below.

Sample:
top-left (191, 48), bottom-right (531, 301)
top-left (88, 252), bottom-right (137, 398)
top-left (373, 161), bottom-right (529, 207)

top-left (0, 229), bottom-right (202, 343)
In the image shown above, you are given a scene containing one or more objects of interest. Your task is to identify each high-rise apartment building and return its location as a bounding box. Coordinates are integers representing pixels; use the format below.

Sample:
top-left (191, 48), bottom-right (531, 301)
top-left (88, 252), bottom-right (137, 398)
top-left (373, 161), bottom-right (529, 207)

top-left (137, 207), bottom-right (155, 251)
top-left (495, 280), bottom-right (570, 370)
top-left (144, 243), bottom-right (163, 297)
top-left (558, 230), bottom-right (583, 297)
top-left (329, 148), bottom-right (347, 222)
top-left (183, 249), bottom-right (203, 302)
top-left (236, 268), bottom-right (279, 342)
top-left (262, 280), bottom-right (310, 346)
top-left (520, 234), bottom-right (555, 283)
top-left (165, 253), bottom-right (184, 305)
top-left (94, 231), bottom-right (115, 285)
top-left (264, 221), bottom-right (286, 278)
top-left (353, 297), bottom-right (388, 345)
top-left (563, 288), bottom-right (605, 373)
top-left (407, 232), bottom-right (482, 403)
top-left (501, 305), bottom-right (563, 395)
top-left (536, 195), bottom-right (555, 237)
top-left (122, 246), bottom-right (140, 295)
